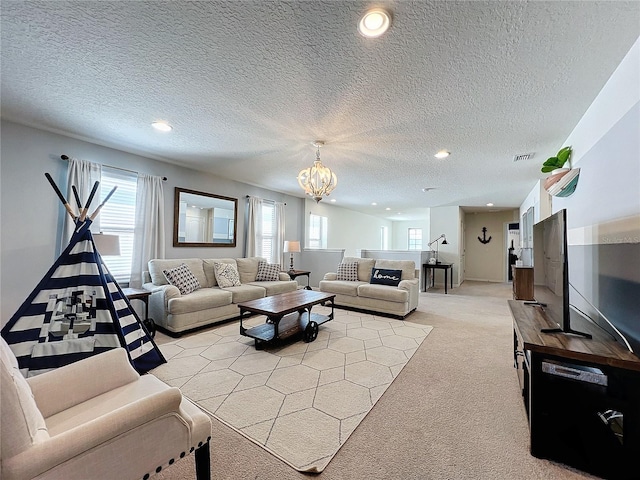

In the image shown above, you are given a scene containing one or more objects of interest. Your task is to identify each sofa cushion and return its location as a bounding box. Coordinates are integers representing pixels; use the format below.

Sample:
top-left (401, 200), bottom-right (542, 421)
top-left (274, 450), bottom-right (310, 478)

top-left (1, 337), bottom-right (49, 459)
top-left (336, 262), bottom-right (358, 281)
top-left (203, 258), bottom-right (236, 287)
top-left (221, 284), bottom-right (266, 303)
top-left (236, 257), bottom-right (264, 284)
top-left (248, 280), bottom-right (297, 296)
top-left (214, 262), bottom-right (242, 287)
top-left (357, 283), bottom-right (409, 303)
top-left (374, 259), bottom-right (416, 280)
top-left (163, 263), bottom-right (201, 295)
top-left (256, 261), bottom-right (281, 281)
top-left (370, 268), bottom-right (402, 286)
top-left (318, 280), bottom-right (365, 296)
top-left (167, 287), bottom-right (233, 315)
top-left (149, 258), bottom-right (207, 287)
top-left (343, 257), bottom-right (376, 282)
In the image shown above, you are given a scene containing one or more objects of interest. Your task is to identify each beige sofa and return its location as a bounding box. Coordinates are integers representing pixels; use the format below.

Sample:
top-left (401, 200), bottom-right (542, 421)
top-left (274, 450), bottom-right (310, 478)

top-left (318, 257), bottom-right (419, 318)
top-left (142, 257), bottom-right (297, 335)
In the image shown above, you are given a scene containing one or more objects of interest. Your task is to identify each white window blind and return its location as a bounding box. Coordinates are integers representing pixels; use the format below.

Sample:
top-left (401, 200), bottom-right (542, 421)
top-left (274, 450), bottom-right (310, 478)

top-left (308, 214), bottom-right (327, 249)
top-left (408, 228), bottom-right (422, 250)
top-left (98, 167), bottom-right (137, 284)
top-left (259, 202), bottom-right (277, 263)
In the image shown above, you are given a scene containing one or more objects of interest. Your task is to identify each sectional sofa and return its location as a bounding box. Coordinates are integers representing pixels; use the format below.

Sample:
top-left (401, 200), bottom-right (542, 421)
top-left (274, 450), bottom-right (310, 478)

top-left (142, 257), bottom-right (297, 335)
top-left (318, 257), bottom-right (419, 318)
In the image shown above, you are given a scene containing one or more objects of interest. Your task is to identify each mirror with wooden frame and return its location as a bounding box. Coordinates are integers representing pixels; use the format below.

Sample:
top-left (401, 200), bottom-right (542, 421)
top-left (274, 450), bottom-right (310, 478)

top-left (173, 187), bottom-right (238, 247)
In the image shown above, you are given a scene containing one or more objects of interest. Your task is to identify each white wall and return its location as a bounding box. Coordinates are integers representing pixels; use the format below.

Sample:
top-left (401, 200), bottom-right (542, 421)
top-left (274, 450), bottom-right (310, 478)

top-left (304, 198), bottom-right (393, 257)
top-left (429, 206), bottom-right (461, 286)
top-left (0, 121), bottom-right (304, 323)
top-left (391, 216), bottom-right (430, 250)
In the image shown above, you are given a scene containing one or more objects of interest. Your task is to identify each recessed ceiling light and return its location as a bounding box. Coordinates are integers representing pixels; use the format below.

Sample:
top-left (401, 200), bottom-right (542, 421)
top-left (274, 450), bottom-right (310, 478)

top-left (434, 150), bottom-right (450, 159)
top-left (330, 199), bottom-right (336, 202)
top-left (358, 8), bottom-right (391, 38)
top-left (422, 187), bottom-right (436, 192)
top-left (152, 121), bottom-right (172, 132)
top-left (486, 203), bottom-right (494, 207)
top-left (385, 207), bottom-right (391, 211)
top-left (371, 202), bottom-right (377, 206)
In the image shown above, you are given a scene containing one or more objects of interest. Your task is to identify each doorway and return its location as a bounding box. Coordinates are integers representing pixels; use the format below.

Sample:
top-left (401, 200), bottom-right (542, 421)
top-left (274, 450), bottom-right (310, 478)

top-left (506, 222), bottom-right (520, 281)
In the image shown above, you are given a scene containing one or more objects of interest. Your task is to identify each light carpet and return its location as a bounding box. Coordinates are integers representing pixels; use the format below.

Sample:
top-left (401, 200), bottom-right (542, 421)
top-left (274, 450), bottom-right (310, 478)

top-left (151, 305), bottom-right (432, 472)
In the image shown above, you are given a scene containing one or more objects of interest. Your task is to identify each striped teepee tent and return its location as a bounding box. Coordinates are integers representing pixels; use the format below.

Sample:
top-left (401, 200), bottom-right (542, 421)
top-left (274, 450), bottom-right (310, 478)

top-left (1, 174), bottom-right (165, 376)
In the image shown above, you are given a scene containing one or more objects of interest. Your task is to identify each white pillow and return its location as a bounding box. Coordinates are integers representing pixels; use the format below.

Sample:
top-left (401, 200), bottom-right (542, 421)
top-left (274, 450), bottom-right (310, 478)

top-left (255, 261), bottom-right (281, 282)
top-left (214, 262), bottom-right (241, 288)
top-left (162, 263), bottom-right (201, 295)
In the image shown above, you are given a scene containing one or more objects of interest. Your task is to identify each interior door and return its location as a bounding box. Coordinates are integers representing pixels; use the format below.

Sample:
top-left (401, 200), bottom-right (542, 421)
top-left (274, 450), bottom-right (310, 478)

top-left (459, 217), bottom-right (466, 285)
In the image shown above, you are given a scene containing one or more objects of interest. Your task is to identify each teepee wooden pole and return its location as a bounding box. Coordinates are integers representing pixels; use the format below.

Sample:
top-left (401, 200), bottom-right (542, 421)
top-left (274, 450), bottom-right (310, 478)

top-left (79, 181), bottom-right (100, 221)
top-left (45, 173), bottom-right (77, 219)
top-left (89, 186), bottom-right (118, 220)
top-left (71, 185), bottom-right (83, 210)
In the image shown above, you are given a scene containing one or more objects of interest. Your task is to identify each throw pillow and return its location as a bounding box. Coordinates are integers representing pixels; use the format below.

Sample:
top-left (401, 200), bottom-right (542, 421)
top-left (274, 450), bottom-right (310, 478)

top-left (370, 268), bottom-right (402, 287)
top-left (256, 261), bottom-right (281, 282)
top-left (162, 263), bottom-right (201, 295)
top-left (214, 262), bottom-right (241, 288)
top-left (336, 262), bottom-right (358, 281)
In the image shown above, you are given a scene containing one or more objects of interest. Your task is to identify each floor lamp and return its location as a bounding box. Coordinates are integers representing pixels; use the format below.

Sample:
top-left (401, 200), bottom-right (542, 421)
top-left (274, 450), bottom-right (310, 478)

top-left (283, 240), bottom-right (301, 272)
top-left (428, 234), bottom-right (448, 264)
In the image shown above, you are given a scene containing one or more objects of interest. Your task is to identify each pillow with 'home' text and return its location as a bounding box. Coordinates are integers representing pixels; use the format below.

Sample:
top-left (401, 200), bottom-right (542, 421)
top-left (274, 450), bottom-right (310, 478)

top-left (370, 268), bottom-right (402, 287)
top-left (336, 262), bottom-right (358, 281)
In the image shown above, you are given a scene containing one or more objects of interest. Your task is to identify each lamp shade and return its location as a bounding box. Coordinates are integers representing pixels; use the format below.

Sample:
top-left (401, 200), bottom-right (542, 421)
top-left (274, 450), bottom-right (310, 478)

top-left (283, 241), bottom-right (301, 253)
top-left (93, 233), bottom-right (120, 256)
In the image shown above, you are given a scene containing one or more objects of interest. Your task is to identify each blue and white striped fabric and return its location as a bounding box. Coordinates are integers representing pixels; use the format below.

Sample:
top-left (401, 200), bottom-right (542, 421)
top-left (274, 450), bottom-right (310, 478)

top-left (1, 220), bottom-right (165, 376)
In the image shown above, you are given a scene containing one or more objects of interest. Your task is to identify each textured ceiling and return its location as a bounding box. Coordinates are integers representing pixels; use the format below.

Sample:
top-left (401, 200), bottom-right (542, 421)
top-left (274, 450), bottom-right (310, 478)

top-left (2, 1), bottom-right (639, 220)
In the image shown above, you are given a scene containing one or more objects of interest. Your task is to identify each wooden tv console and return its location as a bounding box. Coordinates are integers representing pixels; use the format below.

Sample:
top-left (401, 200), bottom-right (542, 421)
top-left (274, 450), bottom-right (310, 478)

top-left (508, 300), bottom-right (640, 479)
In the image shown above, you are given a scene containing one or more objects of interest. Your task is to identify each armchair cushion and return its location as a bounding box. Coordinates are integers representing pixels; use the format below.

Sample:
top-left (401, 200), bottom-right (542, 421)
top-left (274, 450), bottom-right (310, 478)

top-left (1, 338), bottom-right (49, 459)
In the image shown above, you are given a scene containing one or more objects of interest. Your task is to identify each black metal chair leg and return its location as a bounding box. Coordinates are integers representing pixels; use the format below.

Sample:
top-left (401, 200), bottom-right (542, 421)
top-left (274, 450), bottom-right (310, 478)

top-left (194, 441), bottom-right (211, 480)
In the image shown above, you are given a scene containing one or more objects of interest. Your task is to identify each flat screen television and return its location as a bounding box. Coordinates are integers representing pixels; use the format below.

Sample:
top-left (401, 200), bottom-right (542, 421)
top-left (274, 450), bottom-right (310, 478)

top-left (532, 209), bottom-right (591, 338)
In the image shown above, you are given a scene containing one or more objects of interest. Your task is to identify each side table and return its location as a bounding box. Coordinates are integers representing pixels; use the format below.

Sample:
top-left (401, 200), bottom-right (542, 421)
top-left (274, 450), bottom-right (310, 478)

top-left (122, 287), bottom-right (156, 337)
top-left (286, 270), bottom-right (312, 290)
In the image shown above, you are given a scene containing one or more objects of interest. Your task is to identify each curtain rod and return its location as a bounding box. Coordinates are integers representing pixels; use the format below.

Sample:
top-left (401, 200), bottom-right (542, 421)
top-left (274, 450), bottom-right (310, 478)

top-left (246, 195), bottom-right (286, 205)
top-left (60, 155), bottom-right (167, 181)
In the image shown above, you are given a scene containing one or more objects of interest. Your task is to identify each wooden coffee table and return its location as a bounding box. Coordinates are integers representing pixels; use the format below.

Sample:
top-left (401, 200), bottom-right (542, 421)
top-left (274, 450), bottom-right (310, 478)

top-left (238, 290), bottom-right (335, 349)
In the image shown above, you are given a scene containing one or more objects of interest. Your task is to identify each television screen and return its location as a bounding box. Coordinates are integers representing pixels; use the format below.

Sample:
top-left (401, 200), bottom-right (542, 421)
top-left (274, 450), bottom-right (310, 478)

top-left (533, 210), bottom-right (568, 332)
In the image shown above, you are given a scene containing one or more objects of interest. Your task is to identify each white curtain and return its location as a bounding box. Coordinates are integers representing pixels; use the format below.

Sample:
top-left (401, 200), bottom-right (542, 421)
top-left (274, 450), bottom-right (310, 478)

top-left (129, 174), bottom-right (165, 288)
top-left (62, 158), bottom-right (101, 251)
top-left (274, 201), bottom-right (285, 266)
top-left (246, 196), bottom-right (286, 264)
top-left (246, 196), bottom-right (263, 258)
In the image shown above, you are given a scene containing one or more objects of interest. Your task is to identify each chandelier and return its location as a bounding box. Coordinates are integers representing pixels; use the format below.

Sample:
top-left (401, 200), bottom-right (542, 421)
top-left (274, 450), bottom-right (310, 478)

top-left (297, 141), bottom-right (338, 203)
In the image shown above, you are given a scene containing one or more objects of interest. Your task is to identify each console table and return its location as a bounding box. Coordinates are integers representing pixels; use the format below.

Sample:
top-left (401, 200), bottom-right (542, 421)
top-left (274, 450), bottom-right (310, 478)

top-left (422, 262), bottom-right (453, 293)
top-left (509, 300), bottom-right (640, 479)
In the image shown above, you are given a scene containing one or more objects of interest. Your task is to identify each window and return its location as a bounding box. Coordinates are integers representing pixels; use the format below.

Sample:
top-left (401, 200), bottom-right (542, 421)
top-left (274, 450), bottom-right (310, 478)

top-left (258, 202), bottom-right (277, 263)
top-left (308, 214), bottom-right (328, 249)
top-left (381, 226), bottom-right (389, 250)
top-left (98, 167), bottom-right (137, 284)
top-left (408, 228), bottom-right (422, 250)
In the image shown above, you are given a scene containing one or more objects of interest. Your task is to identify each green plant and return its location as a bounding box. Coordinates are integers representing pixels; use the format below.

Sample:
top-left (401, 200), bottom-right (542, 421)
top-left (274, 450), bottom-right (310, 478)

top-left (541, 146), bottom-right (572, 173)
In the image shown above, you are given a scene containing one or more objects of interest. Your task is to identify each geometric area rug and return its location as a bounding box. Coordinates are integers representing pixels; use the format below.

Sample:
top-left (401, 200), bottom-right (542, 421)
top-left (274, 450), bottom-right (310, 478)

top-left (151, 305), bottom-right (433, 473)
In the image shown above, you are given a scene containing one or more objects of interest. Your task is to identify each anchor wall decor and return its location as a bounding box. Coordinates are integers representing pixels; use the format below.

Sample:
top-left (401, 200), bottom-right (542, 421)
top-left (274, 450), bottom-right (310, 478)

top-left (478, 227), bottom-right (492, 244)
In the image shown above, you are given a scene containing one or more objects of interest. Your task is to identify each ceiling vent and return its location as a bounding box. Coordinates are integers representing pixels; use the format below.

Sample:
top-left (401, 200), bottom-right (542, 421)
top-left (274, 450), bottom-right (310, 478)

top-left (513, 153), bottom-right (534, 162)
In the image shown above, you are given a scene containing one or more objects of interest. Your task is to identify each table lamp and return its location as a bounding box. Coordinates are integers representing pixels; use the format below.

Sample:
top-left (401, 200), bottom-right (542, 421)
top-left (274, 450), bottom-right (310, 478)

top-left (283, 240), bottom-right (301, 272)
top-left (428, 234), bottom-right (448, 264)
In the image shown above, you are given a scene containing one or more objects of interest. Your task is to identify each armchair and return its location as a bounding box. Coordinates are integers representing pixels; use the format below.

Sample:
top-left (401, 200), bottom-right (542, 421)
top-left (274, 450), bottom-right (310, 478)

top-left (1, 338), bottom-right (212, 480)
